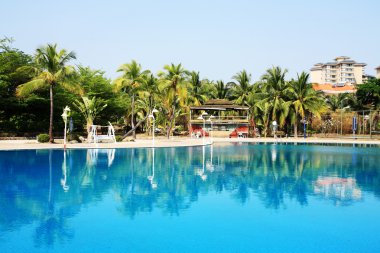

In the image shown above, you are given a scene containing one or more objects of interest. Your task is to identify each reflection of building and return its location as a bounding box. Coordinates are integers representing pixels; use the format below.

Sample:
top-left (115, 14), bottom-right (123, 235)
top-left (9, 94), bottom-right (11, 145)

top-left (190, 99), bottom-right (250, 138)
top-left (311, 56), bottom-right (366, 86)
top-left (313, 177), bottom-right (361, 202)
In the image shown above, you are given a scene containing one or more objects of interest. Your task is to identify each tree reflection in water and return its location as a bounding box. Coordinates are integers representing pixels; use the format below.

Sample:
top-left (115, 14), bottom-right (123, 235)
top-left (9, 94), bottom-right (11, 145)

top-left (0, 143), bottom-right (380, 247)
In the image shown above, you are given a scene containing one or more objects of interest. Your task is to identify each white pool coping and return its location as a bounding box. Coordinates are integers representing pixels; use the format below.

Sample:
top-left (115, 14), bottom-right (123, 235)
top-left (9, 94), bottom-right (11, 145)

top-left (0, 137), bottom-right (379, 150)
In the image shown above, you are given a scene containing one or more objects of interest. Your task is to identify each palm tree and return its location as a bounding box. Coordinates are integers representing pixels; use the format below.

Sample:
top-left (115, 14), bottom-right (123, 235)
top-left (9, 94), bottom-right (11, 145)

top-left (73, 96), bottom-right (107, 142)
top-left (326, 93), bottom-right (350, 111)
top-left (229, 70), bottom-right (253, 105)
top-left (246, 86), bottom-right (266, 137)
top-left (260, 66), bottom-right (291, 128)
top-left (16, 44), bottom-right (77, 143)
top-left (215, 80), bottom-right (229, 99)
top-left (137, 74), bottom-right (160, 134)
top-left (158, 63), bottom-right (189, 138)
top-left (188, 71), bottom-right (206, 106)
top-left (288, 72), bottom-right (327, 137)
top-left (115, 60), bottom-right (150, 139)
top-left (140, 74), bottom-right (159, 110)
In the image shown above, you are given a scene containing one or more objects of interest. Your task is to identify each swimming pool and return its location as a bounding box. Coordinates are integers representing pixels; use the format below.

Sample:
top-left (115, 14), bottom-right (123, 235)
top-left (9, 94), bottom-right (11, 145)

top-left (1, 143), bottom-right (380, 252)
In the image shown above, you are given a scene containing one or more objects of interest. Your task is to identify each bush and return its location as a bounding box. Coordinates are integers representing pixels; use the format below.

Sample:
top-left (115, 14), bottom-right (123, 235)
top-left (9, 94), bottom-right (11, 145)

top-left (37, 134), bottom-right (50, 143)
top-left (68, 133), bottom-right (81, 142)
top-left (115, 135), bottom-right (123, 142)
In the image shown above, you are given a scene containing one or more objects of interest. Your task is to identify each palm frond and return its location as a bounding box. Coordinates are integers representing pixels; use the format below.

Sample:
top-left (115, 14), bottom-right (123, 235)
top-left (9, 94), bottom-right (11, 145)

top-left (16, 79), bottom-right (48, 97)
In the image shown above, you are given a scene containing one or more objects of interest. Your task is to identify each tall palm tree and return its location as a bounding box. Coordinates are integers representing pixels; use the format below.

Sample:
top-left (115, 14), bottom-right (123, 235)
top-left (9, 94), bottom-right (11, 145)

top-left (215, 80), bottom-right (229, 99)
top-left (288, 72), bottom-right (327, 137)
top-left (246, 88), bottom-right (265, 137)
top-left (115, 60), bottom-right (150, 139)
top-left (158, 63), bottom-right (189, 138)
top-left (188, 72), bottom-right (216, 105)
top-left (230, 70), bottom-right (253, 105)
top-left (260, 66), bottom-right (291, 128)
top-left (189, 71), bottom-right (207, 106)
top-left (137, 74), bottom-right (160, 134)
top-left (16, 44), bottom-right (77, 143)
top-left (139, 74), bottom-right (159, 110)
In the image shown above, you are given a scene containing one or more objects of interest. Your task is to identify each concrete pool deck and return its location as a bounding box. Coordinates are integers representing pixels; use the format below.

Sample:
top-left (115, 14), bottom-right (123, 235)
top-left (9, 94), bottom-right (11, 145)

top-left (0, 137), bottom-right (380, 150)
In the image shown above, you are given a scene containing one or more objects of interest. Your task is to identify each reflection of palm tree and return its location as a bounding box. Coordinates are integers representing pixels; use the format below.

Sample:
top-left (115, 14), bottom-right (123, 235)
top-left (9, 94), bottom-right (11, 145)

top-left (34, 150), bottom-right (73, 247)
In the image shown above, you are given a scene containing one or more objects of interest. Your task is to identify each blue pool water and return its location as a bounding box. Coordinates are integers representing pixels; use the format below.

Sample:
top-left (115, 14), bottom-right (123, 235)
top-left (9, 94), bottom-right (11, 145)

top-left (1, 143), bottom-right (380, 252)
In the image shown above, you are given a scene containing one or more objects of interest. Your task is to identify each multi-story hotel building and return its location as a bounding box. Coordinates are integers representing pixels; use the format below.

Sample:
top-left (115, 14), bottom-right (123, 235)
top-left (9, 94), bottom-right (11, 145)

top-left (376, 66), bottom-right (380, 79)
top-left (310, 56), bottom-right (366, 86)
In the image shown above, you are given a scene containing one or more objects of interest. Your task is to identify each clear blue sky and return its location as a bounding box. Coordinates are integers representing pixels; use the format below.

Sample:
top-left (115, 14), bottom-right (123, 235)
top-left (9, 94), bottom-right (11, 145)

top-left (2, 0), bottom-right (379, 82)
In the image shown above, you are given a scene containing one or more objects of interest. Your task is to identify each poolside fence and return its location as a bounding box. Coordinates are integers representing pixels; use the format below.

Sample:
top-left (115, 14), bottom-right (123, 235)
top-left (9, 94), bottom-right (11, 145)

top-left (306, 110), bottom-right (380, 139)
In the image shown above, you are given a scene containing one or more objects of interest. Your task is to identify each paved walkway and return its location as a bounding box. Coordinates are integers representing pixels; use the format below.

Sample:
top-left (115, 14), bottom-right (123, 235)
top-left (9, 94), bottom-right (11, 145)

top-left (0, 137), bottom-right (379, 150)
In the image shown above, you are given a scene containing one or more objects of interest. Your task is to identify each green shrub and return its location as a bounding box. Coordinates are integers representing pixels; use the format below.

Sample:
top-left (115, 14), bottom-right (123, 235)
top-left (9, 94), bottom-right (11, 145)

top-left (37, 134), bottom-right (50, 143)
top-left (115, 135), bottom-right (123, 142)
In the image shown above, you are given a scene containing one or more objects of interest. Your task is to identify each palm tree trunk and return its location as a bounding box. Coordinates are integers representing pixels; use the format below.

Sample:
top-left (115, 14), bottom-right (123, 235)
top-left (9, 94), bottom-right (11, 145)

top-left (131, 94), bottom-right (136, 139)
top-left (49, 85), bottom-right (54, 143)
top-left (167, 105), bottom-right (175, 139)
top-left (122, 115), bottom-right (149, 140)
top-left (249, 113), bottom-right (256, 137)
top-left (294, 112), bottom-right (298, 138)
top-left (87, 121), bottom-right (92, 143)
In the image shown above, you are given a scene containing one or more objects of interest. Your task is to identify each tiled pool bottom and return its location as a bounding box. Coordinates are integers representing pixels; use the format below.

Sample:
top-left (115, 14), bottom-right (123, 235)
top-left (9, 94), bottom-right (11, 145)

top-left (1, 143), bottom-right (380, 252)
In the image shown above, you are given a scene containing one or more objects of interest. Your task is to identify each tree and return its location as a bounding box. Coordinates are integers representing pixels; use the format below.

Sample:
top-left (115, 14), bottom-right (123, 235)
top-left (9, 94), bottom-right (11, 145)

top-left (326, 93), bottom-right (350, 112)
top-left (246, 87), bottom-right (265, 136)
top-left (215, 80), bottom-right (229, 99)
top-left (288, 72), bottom-right (326, 137)
top-left (73, 96), bottom-right (107, 142)
top-left (72, 66), bottom-right (128, 126)
top-left (356, 78), bottom-right (380, 109)
top-left (136, 74), bottom-right (160, 134)
top-left (158, 63), bottom-right (189, 138)
top-left (115, 60), bottom-right (150, 139)
top-left (260, 66), bottom-right (291, 129)
top-left (16, 44), bottom-right (77, 142)
top-left (0, 38), bottom-right (36, 132)
top-left (188, 71), bottom-right (215, 106)
top-left (229, 70), bottom-right (253, 105)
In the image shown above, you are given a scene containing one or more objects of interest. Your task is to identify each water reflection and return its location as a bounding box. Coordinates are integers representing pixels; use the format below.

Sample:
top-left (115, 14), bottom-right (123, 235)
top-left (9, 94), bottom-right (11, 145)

top-left (61, 150), bottom-right (69, 192)
top-left (147, 148), bottom-right (157, 189)
top-left (1, 143), bottom-right (380, 247)
top-left (314, 177), bottom-right (362, 205)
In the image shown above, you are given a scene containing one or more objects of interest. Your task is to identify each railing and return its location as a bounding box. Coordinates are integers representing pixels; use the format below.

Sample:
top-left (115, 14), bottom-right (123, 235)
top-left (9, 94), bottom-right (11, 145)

top-left (190, 115), bottom-right (249, 122)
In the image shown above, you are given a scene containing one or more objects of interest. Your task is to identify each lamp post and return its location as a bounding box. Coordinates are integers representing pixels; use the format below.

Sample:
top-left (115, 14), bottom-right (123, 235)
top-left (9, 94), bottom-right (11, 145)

top-left (197, 112), bottom-right (208, 145)
top-left (148, 108), bottom-right (159, 147)
top-left (207, 115), bottom-right (215, 144)
top-left (61, 106), bottom-right (70, 149)
top-left (272, 120), bottom-right (277, 139)
top-left (301, 118), bottom-right (307, 139)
